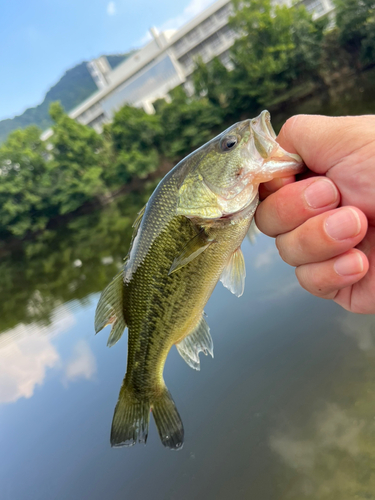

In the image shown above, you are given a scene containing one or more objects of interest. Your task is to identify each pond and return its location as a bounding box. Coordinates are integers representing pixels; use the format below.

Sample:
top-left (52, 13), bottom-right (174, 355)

top-left (1, 78), bottom-right (375, 500)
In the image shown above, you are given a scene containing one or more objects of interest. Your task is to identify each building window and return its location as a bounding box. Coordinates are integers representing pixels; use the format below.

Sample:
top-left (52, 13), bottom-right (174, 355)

top-left (220, 51), bottom-right (234, 70)
top-left (202, 16), bottom-right (216, 31)
top-left (221, 24), bottom-right (235, 40)
top-left (303, 0), bottom-right (325, 15)
top-left (186, 29), bottom-right (198, 43)
top-left (210, 34), bottom-right (222, 50)
top-left (174, 38), bottom-right (187, 55)
top-left (216, 4), bottom-right (231, 21)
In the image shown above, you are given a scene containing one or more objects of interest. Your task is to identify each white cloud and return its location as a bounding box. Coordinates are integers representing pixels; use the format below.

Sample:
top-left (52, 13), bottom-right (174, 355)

top-left (253, 245), bottom-right (279, 269)
top-left (159, 0), bottom-right (216, 31)
top-left (136, 0), bottom-right (216, 46)
top-left (0, 307), bottom-right (75, 404)
top-left (270, 403), bottom-right (364, 471)
top-left (64, 340), bottom-right (97, 383)
top-left (0, 325), bottom-right (59, 404)
top-left (107, 1), bottom-right (116, 16)
top-left (269, 402), bottom-right (367, 497)
top-left (340, 313), bottom-right (375, 352)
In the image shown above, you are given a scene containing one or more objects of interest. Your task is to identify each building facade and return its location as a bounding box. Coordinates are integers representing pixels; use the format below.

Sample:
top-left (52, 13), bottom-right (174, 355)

top-left (41, 0), bottom-right (334, 140)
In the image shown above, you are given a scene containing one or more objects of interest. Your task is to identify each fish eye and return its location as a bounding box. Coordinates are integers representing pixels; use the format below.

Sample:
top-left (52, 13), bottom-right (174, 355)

top-left (220, 135), bottom-right (238, 152)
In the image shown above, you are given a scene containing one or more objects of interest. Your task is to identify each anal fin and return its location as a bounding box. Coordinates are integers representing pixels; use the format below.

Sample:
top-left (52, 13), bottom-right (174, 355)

top-left (95, 271), bottom-right (126, 347)
top-left (220, 247), bottom-right (246, 297)
top-left (176, 315), bottom-right (213, 371)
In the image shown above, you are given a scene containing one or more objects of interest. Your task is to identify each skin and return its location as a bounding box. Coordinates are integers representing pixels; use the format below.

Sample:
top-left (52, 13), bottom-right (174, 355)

top-left (255, 114), bottom-right (375, 314)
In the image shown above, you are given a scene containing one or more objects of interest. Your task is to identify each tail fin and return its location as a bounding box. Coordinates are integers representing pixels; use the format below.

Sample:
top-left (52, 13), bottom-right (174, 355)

top-left (152, 387), bottom-right (184, 450)
top-left (110, 384), bottom-right (184, 450)
top-left (110, 384), bottom-right (150, 447)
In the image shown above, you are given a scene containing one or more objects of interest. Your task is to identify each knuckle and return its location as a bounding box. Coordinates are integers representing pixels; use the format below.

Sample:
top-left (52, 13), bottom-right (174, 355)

top-left (275, 235), bottom-right (288, 263)
top-left (295, 265), bottom-right (336, 299)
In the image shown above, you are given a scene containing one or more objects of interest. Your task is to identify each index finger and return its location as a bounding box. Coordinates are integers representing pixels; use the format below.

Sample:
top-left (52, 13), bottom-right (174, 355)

top-left (277, 114), bottom-right (375, 174)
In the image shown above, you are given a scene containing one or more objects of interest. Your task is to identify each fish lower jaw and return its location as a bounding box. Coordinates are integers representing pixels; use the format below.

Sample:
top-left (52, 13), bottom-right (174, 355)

top-left (216, 186), bottom-right (259, 221)
top-left (216, 193), bottom-right (259, 224)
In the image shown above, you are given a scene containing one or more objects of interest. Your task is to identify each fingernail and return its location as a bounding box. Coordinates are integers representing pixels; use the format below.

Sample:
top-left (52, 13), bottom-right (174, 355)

top-left (334, 252), bottom-right (364, 276)
top-left (304, 179), bottom-right (338, 209)
top-left (325, 208), bottom-right (361, 240)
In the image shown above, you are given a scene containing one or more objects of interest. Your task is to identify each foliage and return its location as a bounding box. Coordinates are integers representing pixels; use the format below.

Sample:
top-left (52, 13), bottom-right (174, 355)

top-left (229, 0), bottom-right (328, 108)
top-left (105, 105), bottom-right (162, 185)
top-left (49, 102), bottom-right (106, 214)
top-left (0, 190), bottom-right (148, 333)
top-left (155, 86), bottom-right (222, 158)
top-left (193, 57), bottom-right (234, 112)
top-left (0, 126), bottom-right (51, 237)
top-left (334, 0), bottom-right (375, 67)
top-left (1, 0), bottom-right (375, 242)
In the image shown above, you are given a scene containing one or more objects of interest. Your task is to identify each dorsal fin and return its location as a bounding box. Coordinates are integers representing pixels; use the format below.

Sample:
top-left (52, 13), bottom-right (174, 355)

top-left (132, 205), bottom-right (146, 230)
top-left (220, 247), bottom-right (246, 297)
top-left (95, 272), bottom-right (126, 347)
top-left (175, 315), bottom-right (213, 371)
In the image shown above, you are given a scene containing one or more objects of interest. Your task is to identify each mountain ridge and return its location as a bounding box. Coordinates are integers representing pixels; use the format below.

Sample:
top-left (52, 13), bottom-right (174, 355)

top-left (0, 53), bottom-right (130, 143)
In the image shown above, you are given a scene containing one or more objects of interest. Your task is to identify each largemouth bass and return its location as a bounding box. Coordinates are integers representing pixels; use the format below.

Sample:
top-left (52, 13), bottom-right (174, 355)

top-left (95, 111), bottom-right (303, 450)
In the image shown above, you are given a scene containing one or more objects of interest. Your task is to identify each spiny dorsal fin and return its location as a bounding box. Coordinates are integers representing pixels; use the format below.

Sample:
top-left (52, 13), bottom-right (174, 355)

top-left (169, 229), bottom-right (213, 275)
top-left (95, 271), bottom-right (126, 347)
top-left (220, 247), bottom-right (246, 297)
top-left (176, 315), bottom-right (213, 371)
top-left (132, 204), bottom-right (146, 230)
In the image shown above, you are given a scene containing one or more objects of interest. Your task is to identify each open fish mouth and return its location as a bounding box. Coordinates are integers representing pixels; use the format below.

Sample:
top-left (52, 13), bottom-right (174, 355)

top-left (251, 110), bottom-right (277, 140)
top-left (248, 110), bottom-right (304, 176)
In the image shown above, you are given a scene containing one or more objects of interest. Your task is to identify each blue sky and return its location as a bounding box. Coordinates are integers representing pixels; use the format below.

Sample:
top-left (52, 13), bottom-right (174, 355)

top-left (0, 0), bottom-right (215, 121)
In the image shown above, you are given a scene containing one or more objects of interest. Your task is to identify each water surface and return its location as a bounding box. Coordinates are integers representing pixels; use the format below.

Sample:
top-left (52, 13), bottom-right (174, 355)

top-left (1, 82), bottom-right (375, 500)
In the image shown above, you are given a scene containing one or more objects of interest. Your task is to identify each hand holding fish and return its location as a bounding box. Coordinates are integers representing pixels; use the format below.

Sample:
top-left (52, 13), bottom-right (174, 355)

top-left (256, 114), bottom-right (375, 314)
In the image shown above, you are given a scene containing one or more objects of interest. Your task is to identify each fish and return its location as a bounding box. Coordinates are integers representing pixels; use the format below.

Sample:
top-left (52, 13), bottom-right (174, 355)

top-left (95, 110), bottom-right (303, 450)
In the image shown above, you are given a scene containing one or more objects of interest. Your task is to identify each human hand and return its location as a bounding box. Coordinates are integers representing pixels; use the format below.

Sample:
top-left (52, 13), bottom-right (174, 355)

top-left (255, 114), bottom-right (375, 314)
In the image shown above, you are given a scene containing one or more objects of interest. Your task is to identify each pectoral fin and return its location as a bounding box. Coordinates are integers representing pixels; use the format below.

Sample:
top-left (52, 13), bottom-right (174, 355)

top-left (176, 314), bottom-right (213, 371)
top-left (246, 218), bottom-right (261, 245)
top-left (220, 247), bottom-right (246, 297)
top-left (169, 229), bottom-right (213, 275)
top-left (95, 271), bottom-right (126, 347)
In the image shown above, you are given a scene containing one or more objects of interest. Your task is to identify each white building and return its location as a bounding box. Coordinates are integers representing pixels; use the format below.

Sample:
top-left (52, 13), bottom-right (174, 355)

top-left (41, 0), bottom-right (334, 140)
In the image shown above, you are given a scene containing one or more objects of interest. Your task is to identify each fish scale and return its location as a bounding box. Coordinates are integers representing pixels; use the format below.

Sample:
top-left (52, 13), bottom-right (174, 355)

top-left (95, 111), bottom-right (303, 449)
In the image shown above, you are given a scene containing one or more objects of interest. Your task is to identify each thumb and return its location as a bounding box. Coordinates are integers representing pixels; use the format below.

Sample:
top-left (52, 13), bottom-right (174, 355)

top-left (276, 114), bottom-right (375, 175)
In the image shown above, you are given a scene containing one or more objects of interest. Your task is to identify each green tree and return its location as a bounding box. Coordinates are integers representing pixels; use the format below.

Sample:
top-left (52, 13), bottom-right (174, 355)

top-left (193, 56), bottom-right (233, 112)
top-left (106, 105), bottom-right (162, 185)
top-left (49, 102), bottom-right (105, 214)
top-left (229, 0), bottom-right (328, 108)
top-left (0, 126), bottom-right (50, 237)
top-left (334, 0), bottom-right (375, 68)
top-left (155, 86), bottom-right (222, 158)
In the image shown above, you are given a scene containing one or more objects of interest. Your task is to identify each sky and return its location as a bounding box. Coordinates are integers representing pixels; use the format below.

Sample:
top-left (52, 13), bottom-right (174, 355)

top-left (0, 0), bottom-right (216, 121)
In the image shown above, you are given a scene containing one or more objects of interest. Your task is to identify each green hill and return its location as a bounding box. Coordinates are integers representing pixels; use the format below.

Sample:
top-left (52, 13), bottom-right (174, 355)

top-left (0, 54), bottom-right (129, 143)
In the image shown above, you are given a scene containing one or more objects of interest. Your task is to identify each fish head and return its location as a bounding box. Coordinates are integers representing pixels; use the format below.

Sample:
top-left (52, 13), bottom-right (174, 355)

top-left (177, 110), bottom-right (304, 219)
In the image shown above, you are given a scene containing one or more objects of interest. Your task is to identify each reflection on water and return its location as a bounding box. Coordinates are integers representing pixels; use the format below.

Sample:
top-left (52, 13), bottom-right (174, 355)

top-left (1, 85), bottom-right (375, 499)
top-left (0, 190), bottom-right (150, 335)
top-left (269, 313), bottom-right (375, 499)
top-left (63, 340), bottom-right (97, 385)
top-left (0, 305), bottom-right (75, 404)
